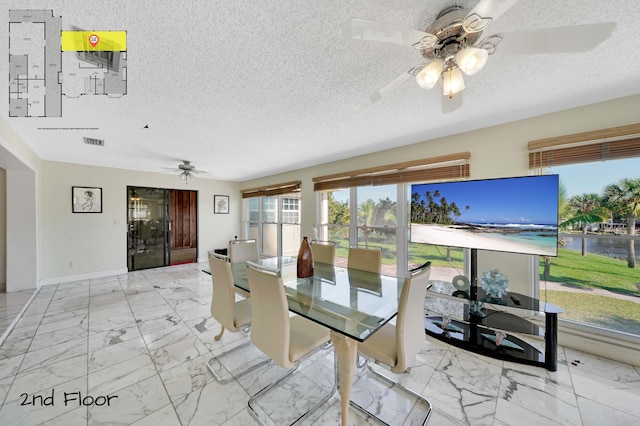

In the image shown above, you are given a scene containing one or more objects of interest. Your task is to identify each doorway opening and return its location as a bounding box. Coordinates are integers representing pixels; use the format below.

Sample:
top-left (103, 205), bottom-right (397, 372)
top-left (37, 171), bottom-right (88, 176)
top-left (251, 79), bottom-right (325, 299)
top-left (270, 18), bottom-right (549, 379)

top-left (127, 186), bottom-right (198, 271)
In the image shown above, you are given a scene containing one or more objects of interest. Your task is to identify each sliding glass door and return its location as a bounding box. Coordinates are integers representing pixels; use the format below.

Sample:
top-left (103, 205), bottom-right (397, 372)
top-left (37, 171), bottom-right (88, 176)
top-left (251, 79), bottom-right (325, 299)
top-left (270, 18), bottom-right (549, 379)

top-left (127, 187), bottom-right (170, 270)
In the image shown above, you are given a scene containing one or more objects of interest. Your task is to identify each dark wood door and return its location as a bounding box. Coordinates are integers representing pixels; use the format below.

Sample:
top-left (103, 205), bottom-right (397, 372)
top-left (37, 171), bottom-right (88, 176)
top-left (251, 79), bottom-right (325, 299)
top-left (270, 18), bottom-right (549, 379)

top-left (170, 190), bottom-right (198, 265)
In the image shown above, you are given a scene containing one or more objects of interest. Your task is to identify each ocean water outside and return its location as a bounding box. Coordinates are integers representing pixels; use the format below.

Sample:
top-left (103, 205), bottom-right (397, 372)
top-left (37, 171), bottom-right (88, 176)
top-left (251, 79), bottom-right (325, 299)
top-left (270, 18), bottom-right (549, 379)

top-left (561, 235), bottom-right (639, 261)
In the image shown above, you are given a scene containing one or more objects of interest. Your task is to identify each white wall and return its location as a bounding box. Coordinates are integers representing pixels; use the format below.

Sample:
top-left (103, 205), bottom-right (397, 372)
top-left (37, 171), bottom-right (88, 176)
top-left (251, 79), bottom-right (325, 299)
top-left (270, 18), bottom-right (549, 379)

top-left (0, 168), bottom-right (5, 291)
top-left (38, 161), bottom-right (242, 285)
top-left (1, 117), bottom-right (40, 293)
top-left (6, 170), bottom-right (37, 291)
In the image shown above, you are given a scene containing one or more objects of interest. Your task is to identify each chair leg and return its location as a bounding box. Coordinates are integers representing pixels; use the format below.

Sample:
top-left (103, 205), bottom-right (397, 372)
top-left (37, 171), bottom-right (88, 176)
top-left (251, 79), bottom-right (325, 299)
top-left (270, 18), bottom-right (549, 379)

top-left (214, 326), bottom-right (225, 341)
top-left (356, 353), bottom-right (367, 368)
top-left (248, 347), bottom-right (336, 425)
top-left (207, 339), bottom-right (271, 384)
top-left (349, 359), bottom-right (432, 426)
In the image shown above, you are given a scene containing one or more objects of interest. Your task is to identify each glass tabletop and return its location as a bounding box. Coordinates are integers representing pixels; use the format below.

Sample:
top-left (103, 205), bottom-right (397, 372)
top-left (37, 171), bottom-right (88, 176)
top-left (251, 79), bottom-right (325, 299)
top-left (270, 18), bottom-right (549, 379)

top-left (231, 258), bottom-right (405, 342)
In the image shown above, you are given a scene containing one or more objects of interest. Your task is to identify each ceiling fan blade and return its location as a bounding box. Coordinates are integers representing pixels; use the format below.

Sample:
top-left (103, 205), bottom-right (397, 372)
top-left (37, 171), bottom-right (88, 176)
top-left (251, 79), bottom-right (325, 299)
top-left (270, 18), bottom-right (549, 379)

top-left (442, 92), bottom-right (463, 114)
top-left (355, 71), bottom-right (414, 110)
top-left (463, 0), bottom-right (519, 33)
top-left (341, 18), bottom-right (438, 49)
top-left (492, 22), bottom-right (616, 55)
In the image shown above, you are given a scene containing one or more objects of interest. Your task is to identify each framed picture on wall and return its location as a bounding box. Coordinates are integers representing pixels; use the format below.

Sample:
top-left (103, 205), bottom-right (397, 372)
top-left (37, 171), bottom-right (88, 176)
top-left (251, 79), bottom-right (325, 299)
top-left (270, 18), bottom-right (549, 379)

top-left (72, 186), bottom-right (102, 213)
top-left (214, 195), bottom-right (229, 214)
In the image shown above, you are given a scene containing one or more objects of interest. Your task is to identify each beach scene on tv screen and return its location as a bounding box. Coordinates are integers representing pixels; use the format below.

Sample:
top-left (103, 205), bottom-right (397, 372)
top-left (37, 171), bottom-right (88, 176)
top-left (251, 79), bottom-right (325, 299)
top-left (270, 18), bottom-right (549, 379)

top-left (410, 175), bottom-right (559, 256)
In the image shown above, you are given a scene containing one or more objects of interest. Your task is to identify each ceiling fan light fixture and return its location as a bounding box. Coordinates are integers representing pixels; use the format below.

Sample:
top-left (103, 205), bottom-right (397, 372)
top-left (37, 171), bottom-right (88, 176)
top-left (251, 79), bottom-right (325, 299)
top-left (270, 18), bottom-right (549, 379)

top-left (455, 46), bottom-right (488, 76)
top-left (442, 66), bottom-right (465, 98)
top-left (415, 59), bottom-right (444, 89)
top-left (180, 170), bottom-right (193, 184)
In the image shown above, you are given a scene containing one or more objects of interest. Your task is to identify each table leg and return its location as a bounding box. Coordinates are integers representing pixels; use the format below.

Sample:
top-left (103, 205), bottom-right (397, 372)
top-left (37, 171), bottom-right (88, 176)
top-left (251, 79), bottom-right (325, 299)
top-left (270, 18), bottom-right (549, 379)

top-left (331, 330), bottom-right (357, 426)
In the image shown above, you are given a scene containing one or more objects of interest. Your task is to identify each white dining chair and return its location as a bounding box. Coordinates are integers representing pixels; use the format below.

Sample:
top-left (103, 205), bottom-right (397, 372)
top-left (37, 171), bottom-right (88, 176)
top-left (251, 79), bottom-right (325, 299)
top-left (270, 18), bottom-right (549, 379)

top-left (347, 246), bottom-right (382, 274)
top-left (354, 261), bottom-right (433, 425)
top-left (245, 261), bottom-right (335, 424)
top-left (228, 239), bottom-right (258, 263)
top-left (206, 253), bottom-right (268, 383)
top-left (228, 239), bottom-right (258, 297)
top-left (311, 240), bottom-right (337, 265)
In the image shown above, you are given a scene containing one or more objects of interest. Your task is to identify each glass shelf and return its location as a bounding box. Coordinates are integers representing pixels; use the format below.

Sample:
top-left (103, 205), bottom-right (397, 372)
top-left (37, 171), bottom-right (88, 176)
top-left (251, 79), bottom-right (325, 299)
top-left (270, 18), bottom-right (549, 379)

top-left (427, 280), bottom-right (563, 314)
top-left (425, 279), bottom-right (562, 371)
top-left (424, 316), bottom-right (545, 367)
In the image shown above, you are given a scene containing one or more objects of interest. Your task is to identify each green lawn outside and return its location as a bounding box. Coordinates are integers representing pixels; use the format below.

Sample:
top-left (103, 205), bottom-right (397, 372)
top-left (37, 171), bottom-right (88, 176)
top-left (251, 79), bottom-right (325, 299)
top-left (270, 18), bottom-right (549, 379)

top-left (541, 290), bottom-right (640, 335)
top-left (541, 248), bottom-right (639, 295)
top-left (540, 247), bottom-right (640, 334)
top-left (333, 238), bottom-right (465, 268)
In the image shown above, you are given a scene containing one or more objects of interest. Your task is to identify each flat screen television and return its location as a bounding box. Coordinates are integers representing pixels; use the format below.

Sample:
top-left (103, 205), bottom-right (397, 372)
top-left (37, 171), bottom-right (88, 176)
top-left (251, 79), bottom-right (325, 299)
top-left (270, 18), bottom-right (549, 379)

top-left (410, 175), bottom-right (559, 257)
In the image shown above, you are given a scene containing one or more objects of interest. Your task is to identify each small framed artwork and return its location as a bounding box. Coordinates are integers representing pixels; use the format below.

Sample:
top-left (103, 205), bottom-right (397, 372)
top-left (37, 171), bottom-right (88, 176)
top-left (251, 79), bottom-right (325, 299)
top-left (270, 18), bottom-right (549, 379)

top-left (72, 186), bottom-right (102, 213)
top-left (214, 195), bottom-right (229, 214)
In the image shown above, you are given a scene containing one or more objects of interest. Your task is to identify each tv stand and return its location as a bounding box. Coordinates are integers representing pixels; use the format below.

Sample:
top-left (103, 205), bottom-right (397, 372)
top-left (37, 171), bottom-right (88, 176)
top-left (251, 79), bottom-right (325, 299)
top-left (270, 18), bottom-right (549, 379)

top-left (424, 249), bottom-right (562, 371)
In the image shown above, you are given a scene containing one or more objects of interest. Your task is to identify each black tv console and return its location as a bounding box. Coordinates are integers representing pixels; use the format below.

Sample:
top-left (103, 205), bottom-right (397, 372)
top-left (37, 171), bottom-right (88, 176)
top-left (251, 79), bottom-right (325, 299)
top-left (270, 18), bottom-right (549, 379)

top-left (423, 250), bottom-right (563, 371)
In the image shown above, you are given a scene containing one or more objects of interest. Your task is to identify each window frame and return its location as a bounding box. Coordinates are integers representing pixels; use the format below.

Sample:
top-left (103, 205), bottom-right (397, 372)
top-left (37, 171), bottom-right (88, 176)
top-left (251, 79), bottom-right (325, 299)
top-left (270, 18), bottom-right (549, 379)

top-left (529, 124), bottom-right (640, 340)
top-left (245, 192), bottom-right (301, 257)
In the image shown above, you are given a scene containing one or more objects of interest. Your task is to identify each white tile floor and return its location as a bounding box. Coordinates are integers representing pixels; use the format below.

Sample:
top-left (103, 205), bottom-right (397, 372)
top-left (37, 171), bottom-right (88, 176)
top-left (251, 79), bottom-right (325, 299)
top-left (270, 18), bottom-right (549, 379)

top-left (0, 263), bottom-right (639, 425)
top-left (0, 289), bottom-right (36, 344)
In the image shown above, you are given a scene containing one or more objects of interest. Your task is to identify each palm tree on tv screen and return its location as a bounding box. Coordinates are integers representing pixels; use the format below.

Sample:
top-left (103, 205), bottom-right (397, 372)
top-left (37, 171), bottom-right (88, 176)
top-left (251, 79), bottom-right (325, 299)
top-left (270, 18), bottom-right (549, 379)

top-left (410, 190), bottom-right (470, 225)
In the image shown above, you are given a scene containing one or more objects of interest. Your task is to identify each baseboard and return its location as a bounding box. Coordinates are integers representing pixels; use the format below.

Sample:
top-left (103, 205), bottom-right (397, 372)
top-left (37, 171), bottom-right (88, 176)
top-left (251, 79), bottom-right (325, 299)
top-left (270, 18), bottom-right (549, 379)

top-left (38, 268), bottom-right (129, 287)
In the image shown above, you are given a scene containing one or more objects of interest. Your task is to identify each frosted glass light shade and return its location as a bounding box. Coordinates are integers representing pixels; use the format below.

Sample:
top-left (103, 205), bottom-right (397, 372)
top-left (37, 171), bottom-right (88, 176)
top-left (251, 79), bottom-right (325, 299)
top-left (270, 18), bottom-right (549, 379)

top-left (455, 47), bottom-right (488, 76)
top-left (415, 59), bottom-right (444, 89)
top-left (442, 66), bottom-right (465, 97)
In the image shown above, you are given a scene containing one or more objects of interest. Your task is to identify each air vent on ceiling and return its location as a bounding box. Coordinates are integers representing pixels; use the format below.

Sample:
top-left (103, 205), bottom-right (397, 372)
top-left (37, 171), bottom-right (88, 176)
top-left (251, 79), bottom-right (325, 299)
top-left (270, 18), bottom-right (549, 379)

top-left (83, 137), bottom-right (104, 146)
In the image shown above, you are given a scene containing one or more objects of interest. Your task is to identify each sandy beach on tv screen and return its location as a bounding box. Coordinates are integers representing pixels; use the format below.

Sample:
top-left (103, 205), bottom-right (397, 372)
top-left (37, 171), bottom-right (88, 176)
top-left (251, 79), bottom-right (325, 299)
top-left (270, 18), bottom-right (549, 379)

top-left (411, 224), bottom-right (553, 256)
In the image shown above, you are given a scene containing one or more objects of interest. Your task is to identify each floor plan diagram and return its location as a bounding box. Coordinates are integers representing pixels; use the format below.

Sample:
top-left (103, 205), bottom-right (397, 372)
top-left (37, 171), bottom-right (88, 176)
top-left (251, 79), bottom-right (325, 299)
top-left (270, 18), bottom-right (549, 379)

top-left (8, 9), bottom-right (127, 117)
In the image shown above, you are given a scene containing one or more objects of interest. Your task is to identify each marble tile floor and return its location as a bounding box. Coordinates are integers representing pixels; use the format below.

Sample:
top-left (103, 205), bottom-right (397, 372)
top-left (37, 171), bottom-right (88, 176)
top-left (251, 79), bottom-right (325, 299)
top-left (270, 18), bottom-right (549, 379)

top-left (0, 289), bottom-right (36, 345)
top-left (0, 263), bottom-right (638, 425)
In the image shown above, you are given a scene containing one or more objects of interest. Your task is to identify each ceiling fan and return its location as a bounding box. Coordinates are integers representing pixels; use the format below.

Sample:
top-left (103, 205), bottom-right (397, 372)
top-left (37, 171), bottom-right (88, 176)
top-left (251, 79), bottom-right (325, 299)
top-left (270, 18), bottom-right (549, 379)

top-left (342, 0), bottom-right (616, 112)
top-left (163, 161), bottom-right (206, 184)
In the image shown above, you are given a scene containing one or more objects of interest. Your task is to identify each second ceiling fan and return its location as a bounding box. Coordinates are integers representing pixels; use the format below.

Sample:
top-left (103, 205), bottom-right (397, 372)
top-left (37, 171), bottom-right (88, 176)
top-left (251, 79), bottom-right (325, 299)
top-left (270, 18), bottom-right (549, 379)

top-left (342, 0), bottom-right (616, 112)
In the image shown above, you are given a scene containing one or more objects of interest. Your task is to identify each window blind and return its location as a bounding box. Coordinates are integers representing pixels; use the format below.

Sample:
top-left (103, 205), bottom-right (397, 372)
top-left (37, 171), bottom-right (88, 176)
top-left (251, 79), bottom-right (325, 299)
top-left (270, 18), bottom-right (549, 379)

top-left (241, 180), bottom-right (301, 199)
top-left (313, 152), bottom-right (470, 191)
top-left (528, 123), bottom-right (640, 169)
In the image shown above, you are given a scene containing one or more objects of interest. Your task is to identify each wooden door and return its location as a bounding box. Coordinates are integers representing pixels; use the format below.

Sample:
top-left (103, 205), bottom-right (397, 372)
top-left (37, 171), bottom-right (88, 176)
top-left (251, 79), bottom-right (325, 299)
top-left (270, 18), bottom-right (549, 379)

top-left (170, 190), bottom-right (198, 265)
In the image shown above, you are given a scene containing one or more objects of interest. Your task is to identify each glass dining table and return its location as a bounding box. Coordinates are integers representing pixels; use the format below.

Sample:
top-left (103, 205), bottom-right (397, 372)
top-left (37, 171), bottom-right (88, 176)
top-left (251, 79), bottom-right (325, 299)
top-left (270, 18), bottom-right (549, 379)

top-left (228, 257), bottom-right (406, 426)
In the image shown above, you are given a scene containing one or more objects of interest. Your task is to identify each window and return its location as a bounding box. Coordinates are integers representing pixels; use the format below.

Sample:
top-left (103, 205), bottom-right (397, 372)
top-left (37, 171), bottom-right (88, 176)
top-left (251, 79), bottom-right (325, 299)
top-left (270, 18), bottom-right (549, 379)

top-left (262, 197), bottom-right (277, 222)
top-left (281, 198), bottom-right (299, 223)
top-left (245, 193), bottom-right (301, 257)
top-left (320, 186), bottom-right (399, 274)
top-left (356, 186), bottom-right (398, 275)
top-left (543, 158), bottom-right (640, 336)
top-left (319, 189), bottom-right (350, 266)
top-left (529, 124), bottom-right (640, 337)
top-left (242, 181), bottom-right (301, 257)
top-left (315, 153), bottom-right (470, 277)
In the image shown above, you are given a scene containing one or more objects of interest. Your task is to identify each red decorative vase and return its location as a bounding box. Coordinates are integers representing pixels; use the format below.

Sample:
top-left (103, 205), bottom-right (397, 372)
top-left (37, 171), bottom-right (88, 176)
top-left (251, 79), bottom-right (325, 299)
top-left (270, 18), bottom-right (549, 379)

top-left (297, 236), bottom-right (314, 278)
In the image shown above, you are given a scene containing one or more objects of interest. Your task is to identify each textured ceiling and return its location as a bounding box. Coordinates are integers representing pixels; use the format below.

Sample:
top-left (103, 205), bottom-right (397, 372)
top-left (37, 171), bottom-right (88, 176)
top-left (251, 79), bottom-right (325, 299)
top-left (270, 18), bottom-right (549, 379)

top-left (2, 1), bottom-right (640, 181)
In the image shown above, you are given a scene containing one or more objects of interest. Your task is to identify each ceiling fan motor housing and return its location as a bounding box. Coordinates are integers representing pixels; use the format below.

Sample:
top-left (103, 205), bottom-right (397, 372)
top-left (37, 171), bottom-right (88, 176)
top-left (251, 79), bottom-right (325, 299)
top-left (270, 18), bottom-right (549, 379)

top-left (178, 161), bottom-right (195, 172)
top-left (421, 6), bottom-right (483, 61)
